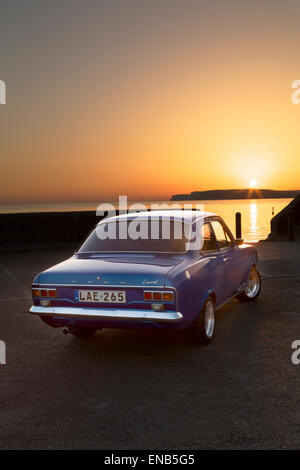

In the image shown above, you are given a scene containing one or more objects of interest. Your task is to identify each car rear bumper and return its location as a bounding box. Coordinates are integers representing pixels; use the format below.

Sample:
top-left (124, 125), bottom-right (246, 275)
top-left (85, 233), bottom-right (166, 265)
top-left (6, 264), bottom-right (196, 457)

top-left (30, 306), bottom-right (183, 323)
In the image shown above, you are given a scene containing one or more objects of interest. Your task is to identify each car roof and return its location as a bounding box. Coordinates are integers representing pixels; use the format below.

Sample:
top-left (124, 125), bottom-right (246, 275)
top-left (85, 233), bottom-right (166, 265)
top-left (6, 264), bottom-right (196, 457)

top-left (98, 210), bottom-right (218, 225)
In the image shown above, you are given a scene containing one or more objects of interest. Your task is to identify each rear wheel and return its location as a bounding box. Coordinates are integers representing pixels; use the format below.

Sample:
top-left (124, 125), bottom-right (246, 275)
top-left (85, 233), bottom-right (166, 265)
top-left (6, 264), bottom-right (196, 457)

top-left (187, 297), bottom-right (215, 344)
top-left (236, 267), bottom-right (261, 302)
top-left (69, 327), bottom-right (96, 337)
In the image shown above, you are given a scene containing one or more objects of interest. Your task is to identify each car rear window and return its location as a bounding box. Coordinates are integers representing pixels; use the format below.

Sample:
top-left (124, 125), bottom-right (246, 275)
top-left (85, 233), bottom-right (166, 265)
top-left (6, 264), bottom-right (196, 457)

top-left (78, 218), bottom-right (190, 253)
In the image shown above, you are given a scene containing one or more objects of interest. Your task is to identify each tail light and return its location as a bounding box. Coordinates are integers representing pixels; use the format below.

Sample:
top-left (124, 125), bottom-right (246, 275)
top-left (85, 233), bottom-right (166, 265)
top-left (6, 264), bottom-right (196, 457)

top-left (144, 290), bottom-right (174, 302)
top-left (32, 288), bottom-right (57, 299)
top-left (144, 291), bottom-right (152, 300)
top-left (163, 292), bottom-right (174, 301)
top-left (32, 288), bottom-right (41, 297)
top-left (153, 292), bottom-right (162, 300)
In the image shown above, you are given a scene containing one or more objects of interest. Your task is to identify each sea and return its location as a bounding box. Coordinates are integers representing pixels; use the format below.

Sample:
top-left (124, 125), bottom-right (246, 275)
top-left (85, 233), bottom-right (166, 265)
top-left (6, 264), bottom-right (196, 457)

top-left (0, 198), bottom-right (292, 243)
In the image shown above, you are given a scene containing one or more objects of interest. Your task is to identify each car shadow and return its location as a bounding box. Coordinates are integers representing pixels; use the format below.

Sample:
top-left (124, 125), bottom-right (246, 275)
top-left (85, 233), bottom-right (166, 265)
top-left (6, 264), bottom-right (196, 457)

top-left (58, 306), bottom-right (236, 364)
top-left (66, 327), bottom-right (195, 359)
top-left (49, 296), bottom-right (257, 367)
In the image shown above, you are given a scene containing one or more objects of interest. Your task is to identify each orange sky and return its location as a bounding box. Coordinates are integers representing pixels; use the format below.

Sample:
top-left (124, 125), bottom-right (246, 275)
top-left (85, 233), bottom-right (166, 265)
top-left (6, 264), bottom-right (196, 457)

top-left (0, 0), bottom-right (300, 203)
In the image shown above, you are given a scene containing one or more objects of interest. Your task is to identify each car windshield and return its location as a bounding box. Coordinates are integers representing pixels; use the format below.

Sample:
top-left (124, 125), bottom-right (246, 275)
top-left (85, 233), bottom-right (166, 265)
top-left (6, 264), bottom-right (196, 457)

top-left (78, 218), bottom-right (191, 253)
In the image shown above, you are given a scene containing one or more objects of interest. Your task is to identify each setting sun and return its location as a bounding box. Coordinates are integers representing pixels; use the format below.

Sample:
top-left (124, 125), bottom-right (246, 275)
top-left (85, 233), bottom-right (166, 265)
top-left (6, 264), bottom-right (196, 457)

top-left (249, 179), bottom-right (258, 188)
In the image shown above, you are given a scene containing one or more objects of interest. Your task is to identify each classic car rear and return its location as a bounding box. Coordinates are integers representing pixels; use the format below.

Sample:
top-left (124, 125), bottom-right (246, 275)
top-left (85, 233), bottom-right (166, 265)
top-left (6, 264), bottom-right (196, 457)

top-left (30, 211), bottom-right (261, 343)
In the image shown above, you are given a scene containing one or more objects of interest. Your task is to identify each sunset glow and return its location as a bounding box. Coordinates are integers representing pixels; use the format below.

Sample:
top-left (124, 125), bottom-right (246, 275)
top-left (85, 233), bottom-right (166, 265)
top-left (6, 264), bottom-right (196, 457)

top-left (0, 1), bottom-right (300, 203)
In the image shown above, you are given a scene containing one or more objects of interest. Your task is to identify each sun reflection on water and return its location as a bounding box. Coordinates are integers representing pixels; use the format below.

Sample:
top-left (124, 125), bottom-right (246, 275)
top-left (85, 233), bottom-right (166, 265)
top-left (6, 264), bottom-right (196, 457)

top-left (249, 202), bottom-right (258, 238)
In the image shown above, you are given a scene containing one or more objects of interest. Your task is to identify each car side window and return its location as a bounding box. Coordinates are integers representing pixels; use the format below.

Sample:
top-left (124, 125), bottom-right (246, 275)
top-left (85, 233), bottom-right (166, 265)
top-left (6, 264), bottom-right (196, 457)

top-left (223, 224), bottom-right (235, 245)
top-left (201, 222), bottom-right (217, 253)
top-left (210, 220), bottom-right (229, 250)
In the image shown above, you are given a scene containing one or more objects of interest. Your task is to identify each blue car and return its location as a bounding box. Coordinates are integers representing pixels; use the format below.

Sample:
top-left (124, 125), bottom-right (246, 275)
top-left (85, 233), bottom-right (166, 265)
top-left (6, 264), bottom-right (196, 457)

top-left (30, 210), bottom-right (261, 344)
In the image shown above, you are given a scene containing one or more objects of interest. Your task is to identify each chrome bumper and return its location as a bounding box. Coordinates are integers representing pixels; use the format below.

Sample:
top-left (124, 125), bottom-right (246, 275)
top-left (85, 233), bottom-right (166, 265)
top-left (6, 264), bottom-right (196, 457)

top-left (30, 306), bottom-right (183, 323)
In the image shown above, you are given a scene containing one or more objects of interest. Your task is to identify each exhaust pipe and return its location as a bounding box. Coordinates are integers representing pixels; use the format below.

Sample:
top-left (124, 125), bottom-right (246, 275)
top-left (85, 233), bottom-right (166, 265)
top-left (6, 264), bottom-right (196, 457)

top-left (62, 327), bottom-right (70, 335)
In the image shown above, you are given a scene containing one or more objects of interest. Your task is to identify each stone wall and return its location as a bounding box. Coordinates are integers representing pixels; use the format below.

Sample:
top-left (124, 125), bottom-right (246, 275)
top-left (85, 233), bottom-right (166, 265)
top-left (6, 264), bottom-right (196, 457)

top-left (0, 211), bottom-right (103, 251)
top-left (268, 195), bottom-right (300, 240)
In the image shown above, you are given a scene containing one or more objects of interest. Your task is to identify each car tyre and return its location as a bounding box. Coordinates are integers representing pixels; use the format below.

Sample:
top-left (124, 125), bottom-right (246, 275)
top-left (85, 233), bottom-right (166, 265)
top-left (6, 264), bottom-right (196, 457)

top-left (69, 327), bottom-right (96, 337)
top-left (236, 266), bottom-right (261, 302)
top-left (187, 296), bottom-right (215, 344)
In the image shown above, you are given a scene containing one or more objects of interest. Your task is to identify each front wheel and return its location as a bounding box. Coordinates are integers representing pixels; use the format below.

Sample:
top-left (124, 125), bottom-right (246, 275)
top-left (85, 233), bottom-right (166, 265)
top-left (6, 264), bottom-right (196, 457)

top-left (236, 267), bottom-right (261, 302)
top-left (187, 297), bottom-right (215, 344)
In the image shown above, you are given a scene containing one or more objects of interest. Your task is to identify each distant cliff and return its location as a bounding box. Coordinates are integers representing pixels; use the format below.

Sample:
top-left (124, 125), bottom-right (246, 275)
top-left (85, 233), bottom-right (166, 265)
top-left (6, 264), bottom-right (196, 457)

top-left (171, 189), bottom-right (300, 201)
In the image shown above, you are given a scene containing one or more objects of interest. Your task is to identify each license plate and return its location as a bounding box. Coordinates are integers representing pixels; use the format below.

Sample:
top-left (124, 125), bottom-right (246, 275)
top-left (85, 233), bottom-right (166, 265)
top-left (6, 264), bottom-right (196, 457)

top-left (75, 290), bottom-right (126, 303)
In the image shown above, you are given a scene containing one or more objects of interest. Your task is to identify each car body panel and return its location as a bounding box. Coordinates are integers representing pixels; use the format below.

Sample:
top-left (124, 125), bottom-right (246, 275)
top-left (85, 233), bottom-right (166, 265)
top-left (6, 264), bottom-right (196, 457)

top-left (33, 255), bottom-right (184, 288)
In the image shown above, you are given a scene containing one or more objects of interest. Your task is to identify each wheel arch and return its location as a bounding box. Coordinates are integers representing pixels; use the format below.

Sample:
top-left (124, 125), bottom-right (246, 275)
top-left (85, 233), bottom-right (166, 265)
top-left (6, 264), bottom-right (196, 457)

top-left (248, 262), bottom-right (258, 275)
top-left (199, 289), bottom-right (216, 313)
top-left (209, 291), bottom-right (217, 305)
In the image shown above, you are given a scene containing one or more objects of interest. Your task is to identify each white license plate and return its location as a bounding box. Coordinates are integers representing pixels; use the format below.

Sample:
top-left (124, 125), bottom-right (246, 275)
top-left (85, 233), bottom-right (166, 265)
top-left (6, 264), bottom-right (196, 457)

top-left (77, 290), bottom-right (126, 303)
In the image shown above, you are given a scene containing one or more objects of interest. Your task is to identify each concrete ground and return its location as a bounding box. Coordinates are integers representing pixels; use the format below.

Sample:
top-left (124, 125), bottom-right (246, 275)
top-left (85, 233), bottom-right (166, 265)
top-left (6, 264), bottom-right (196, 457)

top-left (0, 242), bottom-right (300, 449)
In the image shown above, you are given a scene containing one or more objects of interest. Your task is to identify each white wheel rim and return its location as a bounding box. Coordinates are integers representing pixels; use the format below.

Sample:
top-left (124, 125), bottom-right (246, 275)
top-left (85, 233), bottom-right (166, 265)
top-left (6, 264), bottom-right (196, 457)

top-left (244, 269), bottom-right (260, 298)
top-left (204, 300), bottom-right (215, 338)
